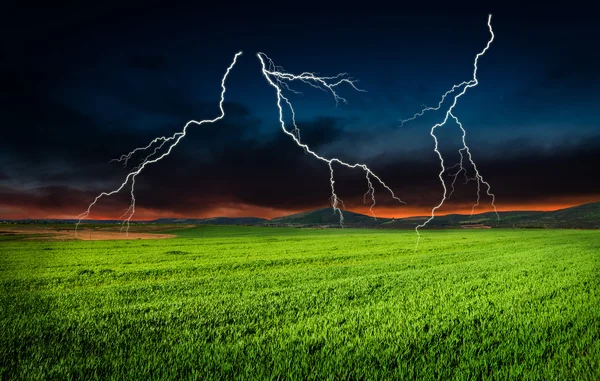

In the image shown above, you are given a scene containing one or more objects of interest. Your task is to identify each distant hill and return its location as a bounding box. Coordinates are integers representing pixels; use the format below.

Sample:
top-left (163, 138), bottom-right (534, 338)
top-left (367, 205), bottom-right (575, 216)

top-left (269, 208), bottom-right (388, 227)
top-left (379, 202), bottom-right (600, 229)
top-left (2, 202), bottom-right (598, 229)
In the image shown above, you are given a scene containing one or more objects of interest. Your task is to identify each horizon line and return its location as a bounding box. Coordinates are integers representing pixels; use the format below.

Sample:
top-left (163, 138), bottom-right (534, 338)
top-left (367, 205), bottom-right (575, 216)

top-left (2, 200), bottom-right (598, 222)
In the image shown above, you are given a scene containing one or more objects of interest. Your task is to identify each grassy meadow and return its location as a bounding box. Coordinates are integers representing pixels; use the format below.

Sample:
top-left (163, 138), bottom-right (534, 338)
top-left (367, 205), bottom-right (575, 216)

top-left (0, 226), bottom-right (599, 379)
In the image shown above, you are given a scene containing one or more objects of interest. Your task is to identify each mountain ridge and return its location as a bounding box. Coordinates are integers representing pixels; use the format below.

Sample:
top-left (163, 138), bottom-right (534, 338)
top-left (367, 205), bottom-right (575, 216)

top-left (2, 202), bottom-right (599, 229)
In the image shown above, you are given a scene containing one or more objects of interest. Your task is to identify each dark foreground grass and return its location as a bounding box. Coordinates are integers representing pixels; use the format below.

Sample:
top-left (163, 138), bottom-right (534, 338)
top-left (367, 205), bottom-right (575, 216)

top-left (1, 227), bottom-right (599, 380)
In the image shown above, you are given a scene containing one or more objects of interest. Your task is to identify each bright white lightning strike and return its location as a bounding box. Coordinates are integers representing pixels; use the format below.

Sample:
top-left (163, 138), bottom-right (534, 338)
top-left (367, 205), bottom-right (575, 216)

top-left (258, 53), bottom-right (405, 225)
top-left (75, 51), bottom-right (243, 234)
top-left (399, 15), bottom-right (499, 249)
top-left (450, 112), bottom-right (497, 217)
top-left (363, 172), bottom-right (377, 219)
top-left (77, 15), bottom-right (498, 246)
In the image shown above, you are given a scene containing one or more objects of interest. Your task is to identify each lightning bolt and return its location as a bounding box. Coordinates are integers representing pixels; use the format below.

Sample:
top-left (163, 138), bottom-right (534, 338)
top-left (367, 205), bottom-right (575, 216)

top-left (446, 149), bottom-right (469, 199)
top-left (399, 15), bottom-right (498, 249)
top-left (450, 112), bottom-right (497, 217)
top-left (258, 52), bottom-right (405, 225)
top-left (75, 51), bottom-right (243, 234)
top-left (77, 15), bottom-right (497, 245)
top-left (363, 172), bottom-right (377, 219)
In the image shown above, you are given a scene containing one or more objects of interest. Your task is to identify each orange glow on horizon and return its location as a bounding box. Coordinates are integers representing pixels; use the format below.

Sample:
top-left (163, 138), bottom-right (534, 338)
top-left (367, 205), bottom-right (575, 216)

top-left (1, 195), bottom-right (598, 221)
top-left (350, 201), bottom-right (597, 219)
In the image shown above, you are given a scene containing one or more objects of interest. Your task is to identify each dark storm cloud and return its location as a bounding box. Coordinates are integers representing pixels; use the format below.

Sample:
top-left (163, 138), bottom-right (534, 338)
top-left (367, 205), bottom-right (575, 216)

top-left (1, 2), bottom-right (598, 218)
top-left (0, 50), bottom-right (238, 166)
top-left (128, 55), bottom-right (170, 71)
top-left (0, 117), bottom-right (343, 217)
top-left (2, 129), bottom-right (597, 217)
top-left (0, 186), bottom-right (98, 212)
top-left (0, 66), bottom-right (139, 167)
top-left (115, 113), bottom-right (352, 213)
top-left (0, 64), bottom-right (354, 214)
top-left (473, 135), bottom-right (600, 203)
top-left (295, 117), bottom-right (346, 148)
top-left (512, 51), bottom-right (600, 103)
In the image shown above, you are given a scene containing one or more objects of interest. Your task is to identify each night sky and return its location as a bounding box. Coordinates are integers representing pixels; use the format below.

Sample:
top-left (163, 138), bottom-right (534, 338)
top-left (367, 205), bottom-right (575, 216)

top-left (1, 3), bottom-right (599, 220)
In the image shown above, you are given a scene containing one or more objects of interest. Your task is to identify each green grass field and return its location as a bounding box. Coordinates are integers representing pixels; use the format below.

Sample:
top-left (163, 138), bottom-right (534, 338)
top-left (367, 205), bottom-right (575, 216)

top-left (1, 226), bottom-right (599, 379)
